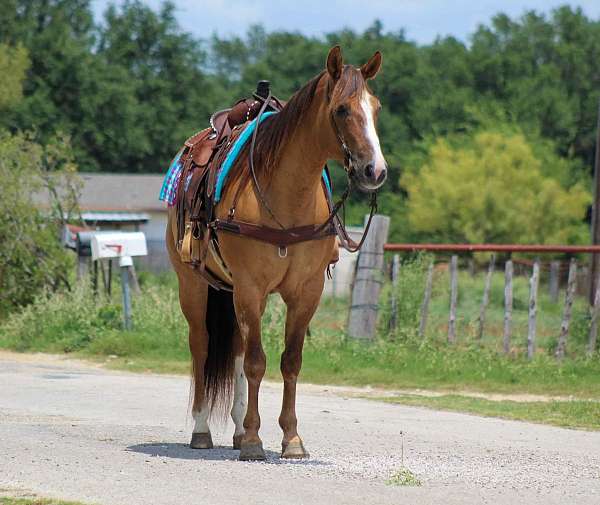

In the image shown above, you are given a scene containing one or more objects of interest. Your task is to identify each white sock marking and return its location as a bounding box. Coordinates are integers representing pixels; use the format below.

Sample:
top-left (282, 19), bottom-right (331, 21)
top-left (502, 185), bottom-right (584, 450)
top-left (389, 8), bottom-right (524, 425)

top-left (192, 403), bottom-right (210, 434)
top-left (231, 356), bottom-right (247, 437)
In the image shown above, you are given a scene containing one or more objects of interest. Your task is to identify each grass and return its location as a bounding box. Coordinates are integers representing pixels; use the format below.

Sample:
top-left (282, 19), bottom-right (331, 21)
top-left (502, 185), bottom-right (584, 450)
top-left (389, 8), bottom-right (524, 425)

top-left (385, 468), bottom-right (422, 487)
top-left (378, 394), bottom-right (600, 430)
top-left (1, 263), bottom-right (600, 405)
top-left (0, 498), bottom-right (87, 505)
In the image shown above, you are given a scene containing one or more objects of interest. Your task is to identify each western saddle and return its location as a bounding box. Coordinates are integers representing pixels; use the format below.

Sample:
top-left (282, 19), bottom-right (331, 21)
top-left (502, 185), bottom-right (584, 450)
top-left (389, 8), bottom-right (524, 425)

top-left (174, 80), bottom-right (375, 291)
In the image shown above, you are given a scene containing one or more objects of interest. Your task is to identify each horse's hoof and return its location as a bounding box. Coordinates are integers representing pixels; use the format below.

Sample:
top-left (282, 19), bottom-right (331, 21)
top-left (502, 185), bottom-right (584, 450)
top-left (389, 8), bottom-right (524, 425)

top-left (281, 439), bottom-right (310, 459)
top-left (239, 441), bottom-right (266, 461)
top-left (233, 434), bottom-right (243, 450)
top-left (190, 432), bottom-right (213, 449)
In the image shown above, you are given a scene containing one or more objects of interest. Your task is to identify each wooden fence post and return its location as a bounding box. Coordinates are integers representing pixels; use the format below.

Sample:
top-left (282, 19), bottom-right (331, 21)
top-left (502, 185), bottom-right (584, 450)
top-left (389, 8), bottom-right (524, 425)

top-left (347, 215), bottom-right (390, 340)
top-left (589, 270), bottom-right (600, 355)
top-left (419, 261), bottom-right (434, 338)
top-left (527, 260), bottom-right (540, 360)
top-left (478, 254), bottom-right (496, 341)
top-left (556, 258), bottom-right (577, 359)
top-left (468, 259), bottom-right (475, 277)
top-left (388, 254), bottom-right (400, 331)
top-left (503, 260), bottom-right (513, 354)
top-left (549, 261), bottom-right (560, 303)
top-left (448, 255), bottom-right (458, 343)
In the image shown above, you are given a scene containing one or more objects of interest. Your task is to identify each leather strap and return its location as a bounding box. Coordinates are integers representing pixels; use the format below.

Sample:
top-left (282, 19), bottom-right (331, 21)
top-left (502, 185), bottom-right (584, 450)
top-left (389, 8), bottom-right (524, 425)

top-left (211, 218), bottom-right (336, 248)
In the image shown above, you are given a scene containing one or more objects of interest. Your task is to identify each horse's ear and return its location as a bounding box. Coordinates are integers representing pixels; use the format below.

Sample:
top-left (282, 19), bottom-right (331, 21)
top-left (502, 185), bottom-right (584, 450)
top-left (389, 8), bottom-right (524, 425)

top-left (326, 45), bottom-right (343, 81)
top-left (361, 51), bottom-right (382, 80)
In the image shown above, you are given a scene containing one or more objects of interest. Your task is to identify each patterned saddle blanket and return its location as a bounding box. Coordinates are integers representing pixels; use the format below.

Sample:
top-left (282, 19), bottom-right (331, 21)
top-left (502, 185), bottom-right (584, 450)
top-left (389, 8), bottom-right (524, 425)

top-left (159, 111), bottom-right (331, 207)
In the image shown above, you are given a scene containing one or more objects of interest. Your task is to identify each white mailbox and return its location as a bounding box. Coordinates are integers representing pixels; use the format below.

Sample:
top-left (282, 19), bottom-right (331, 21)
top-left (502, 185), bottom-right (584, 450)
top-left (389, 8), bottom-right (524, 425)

top-left (91, 232), bottom-right (147, 262)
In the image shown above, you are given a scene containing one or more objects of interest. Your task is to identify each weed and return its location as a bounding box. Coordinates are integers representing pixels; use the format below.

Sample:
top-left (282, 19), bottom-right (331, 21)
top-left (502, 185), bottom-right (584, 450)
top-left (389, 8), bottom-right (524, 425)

top-left (386, 468), bottom-right (422, 486)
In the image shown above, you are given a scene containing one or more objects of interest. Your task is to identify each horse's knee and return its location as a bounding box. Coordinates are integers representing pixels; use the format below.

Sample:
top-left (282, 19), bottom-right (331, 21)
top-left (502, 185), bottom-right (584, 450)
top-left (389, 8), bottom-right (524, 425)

top-left (280, 348), bottom-right (302, 381)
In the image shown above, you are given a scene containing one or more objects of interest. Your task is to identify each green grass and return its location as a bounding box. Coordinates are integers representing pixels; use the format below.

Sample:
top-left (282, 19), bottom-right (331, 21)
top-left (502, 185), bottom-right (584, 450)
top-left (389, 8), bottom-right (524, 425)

top-left (0, 498), bottom-right (87, 505)
top-left (378, 394), bottom-right (600, 430)
top-left (385, 468), bottom-right (422, 486)
top-left (1, 266), bottom-right (600, 403)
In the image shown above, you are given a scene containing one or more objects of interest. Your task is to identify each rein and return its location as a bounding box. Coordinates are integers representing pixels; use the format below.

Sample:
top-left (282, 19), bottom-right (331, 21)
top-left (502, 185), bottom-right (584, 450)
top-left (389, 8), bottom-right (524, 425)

top-left (220, 87), bottom-right (378, 255)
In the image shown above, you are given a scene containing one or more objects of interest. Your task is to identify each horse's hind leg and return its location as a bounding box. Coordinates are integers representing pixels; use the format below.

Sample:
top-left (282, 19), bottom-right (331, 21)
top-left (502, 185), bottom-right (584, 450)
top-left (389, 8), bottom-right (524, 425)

top-left (167, 218), bottom-right (213, 448)
top-left (175, 268), bottom-right (212, 449)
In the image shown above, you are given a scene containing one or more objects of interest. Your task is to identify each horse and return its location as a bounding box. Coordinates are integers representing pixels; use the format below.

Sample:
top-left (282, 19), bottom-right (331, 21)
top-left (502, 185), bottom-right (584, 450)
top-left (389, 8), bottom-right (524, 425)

top-left (166, 45), bottom-right (387, 461)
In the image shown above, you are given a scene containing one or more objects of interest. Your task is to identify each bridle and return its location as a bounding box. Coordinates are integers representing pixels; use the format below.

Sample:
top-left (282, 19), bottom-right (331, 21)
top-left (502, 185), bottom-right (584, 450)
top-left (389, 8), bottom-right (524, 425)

top-left (233, 80), bottom-right (379, 254)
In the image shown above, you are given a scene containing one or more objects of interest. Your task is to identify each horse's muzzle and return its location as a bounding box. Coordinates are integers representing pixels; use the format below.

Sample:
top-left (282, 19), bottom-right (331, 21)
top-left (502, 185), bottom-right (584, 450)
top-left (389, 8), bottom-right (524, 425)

top-left (351, 159), bottom-right (388, 193)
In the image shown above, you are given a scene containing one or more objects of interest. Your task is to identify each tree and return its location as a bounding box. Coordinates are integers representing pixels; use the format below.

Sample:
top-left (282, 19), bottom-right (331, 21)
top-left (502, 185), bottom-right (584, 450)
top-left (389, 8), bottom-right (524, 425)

top-left (0, 44), bottom-right (29, 111)
top-left (402, 130), bottom-right (590, 245)
top-left (93, 0), bottom-right (220, 172)
top-left (0, 131), bottom-right (80, 316)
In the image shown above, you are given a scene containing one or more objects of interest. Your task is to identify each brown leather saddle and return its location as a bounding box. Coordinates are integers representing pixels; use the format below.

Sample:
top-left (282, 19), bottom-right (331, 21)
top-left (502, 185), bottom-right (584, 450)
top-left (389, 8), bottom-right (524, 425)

top-left (174, 82), bottom-right (290, 290)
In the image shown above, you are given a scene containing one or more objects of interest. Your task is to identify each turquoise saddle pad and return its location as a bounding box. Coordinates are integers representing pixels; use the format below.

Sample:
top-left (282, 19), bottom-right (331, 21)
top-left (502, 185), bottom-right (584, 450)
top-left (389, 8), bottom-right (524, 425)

top-left (214, 111), bottom-right (331, 202)
top-left (159, 111), bottom-right (332, 206)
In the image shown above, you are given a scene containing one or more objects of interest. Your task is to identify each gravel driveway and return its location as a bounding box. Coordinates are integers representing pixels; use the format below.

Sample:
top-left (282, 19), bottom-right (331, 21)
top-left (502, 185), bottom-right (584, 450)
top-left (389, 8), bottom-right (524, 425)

top-left (1, 352), bottom-right (599, 505)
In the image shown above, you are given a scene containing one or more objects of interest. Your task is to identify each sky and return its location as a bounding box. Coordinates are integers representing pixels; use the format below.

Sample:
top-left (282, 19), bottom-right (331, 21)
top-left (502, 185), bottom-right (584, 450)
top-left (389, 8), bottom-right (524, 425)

top-left (91, 0), bottom-right (600, 44)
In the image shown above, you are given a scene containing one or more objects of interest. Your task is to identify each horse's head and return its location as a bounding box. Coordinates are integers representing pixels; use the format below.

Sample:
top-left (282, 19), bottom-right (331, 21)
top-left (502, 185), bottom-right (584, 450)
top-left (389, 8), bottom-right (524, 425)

top-left (326, 46), bottom-right (387, 193)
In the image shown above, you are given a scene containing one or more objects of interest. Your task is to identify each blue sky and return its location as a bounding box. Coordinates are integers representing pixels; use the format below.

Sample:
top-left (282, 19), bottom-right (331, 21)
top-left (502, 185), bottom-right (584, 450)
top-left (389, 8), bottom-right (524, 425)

top-left (91, 0), bottom-right (600, 44)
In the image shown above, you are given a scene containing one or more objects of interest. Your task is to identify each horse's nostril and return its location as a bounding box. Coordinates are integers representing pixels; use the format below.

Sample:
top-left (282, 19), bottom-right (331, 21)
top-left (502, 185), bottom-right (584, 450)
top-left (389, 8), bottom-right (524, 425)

top-left (376, 169), bottom-right (387, 184)
top-left (364, 163), bottom-right (374, 179)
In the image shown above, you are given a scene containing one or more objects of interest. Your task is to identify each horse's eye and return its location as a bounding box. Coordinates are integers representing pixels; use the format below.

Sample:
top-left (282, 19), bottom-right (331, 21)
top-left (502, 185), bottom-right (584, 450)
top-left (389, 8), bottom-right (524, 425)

top-left (335, 105), bottom-right (349, 118)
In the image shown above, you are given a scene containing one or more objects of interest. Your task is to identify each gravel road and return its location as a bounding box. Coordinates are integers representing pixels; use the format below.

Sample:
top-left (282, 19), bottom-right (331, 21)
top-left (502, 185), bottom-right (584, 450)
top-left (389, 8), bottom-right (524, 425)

top-left (1, 352), bottom-right (599, 505)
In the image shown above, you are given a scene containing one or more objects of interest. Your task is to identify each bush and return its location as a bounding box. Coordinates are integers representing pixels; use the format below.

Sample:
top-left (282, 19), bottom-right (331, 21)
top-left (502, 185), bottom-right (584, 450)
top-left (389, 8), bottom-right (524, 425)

top-left (402, 130), bottom-right (590, 245)
top-left (0, 131), bottom-right (80, 316)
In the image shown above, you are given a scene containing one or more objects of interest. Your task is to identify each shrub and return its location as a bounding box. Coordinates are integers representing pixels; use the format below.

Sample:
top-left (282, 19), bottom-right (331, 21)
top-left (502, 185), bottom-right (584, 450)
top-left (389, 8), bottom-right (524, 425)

top-left (0, 131), bottom-right (81, 316)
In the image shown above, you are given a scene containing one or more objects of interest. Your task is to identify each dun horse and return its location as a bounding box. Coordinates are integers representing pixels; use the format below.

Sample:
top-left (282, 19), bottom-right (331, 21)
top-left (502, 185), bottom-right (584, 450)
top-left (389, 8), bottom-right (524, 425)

top-left (166, 46), bottom-right (387, 460)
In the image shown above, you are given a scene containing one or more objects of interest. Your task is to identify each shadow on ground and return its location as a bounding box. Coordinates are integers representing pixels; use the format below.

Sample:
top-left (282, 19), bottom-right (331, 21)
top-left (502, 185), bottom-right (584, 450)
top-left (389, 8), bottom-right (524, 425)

top-left (127, 442), bottom-right (330, 466)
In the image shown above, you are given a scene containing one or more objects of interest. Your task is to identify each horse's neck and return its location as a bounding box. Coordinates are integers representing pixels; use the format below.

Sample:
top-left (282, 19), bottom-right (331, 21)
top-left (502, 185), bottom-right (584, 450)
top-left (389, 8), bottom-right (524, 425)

top-left (264, 97), bottom-right (334, 223)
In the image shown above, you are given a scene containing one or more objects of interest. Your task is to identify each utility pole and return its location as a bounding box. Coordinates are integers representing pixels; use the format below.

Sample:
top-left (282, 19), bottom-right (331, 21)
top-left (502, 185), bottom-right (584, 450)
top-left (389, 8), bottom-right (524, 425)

top-left (590, 99), bottom-right (600, 305)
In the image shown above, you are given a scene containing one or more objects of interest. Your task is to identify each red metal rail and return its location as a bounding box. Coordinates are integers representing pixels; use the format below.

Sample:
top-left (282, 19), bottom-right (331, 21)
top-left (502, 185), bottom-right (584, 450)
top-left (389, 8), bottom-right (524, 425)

top-left (383, 243), bottom-right (600, 254)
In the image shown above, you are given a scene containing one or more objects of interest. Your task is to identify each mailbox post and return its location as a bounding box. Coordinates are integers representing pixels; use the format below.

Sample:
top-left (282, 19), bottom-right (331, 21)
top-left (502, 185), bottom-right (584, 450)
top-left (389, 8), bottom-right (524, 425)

top-left (91, 232), bottom-right (147, 330)
top-left (119, 255), bottom-right (134, 330)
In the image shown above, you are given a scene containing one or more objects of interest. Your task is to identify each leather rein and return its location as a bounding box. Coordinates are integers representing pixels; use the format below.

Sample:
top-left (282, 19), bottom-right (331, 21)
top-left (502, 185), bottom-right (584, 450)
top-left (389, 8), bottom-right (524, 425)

top-left (210, 88), bottom-right (379, 256)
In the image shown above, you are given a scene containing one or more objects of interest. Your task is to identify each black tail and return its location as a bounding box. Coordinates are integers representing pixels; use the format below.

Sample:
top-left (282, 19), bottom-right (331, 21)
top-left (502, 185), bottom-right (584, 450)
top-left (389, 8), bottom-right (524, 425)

top-left (203, 285), bottom-right (236, 417)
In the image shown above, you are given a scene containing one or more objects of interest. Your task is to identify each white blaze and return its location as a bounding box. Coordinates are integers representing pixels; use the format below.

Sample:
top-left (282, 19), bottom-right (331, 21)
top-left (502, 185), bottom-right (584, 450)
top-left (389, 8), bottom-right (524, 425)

top-left (360, 91), bottom-right (386, 177)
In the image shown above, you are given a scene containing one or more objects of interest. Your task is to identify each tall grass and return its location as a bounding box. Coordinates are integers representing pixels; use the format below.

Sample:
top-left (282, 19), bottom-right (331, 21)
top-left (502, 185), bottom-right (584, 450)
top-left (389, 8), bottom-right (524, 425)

top-left (0, 280), bottom-right (188, 360)
top-left (1, 268), bottom-right (599, 396)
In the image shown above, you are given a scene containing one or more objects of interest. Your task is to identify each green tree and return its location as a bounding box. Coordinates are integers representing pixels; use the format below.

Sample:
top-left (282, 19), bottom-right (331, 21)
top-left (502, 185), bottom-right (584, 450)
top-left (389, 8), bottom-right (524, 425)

top-left (0, 44), bottom-right (29, 111)
top-left (0, 131), bottom-right (80, 316)
top-left (403, 130), bottom-right (590, 245)
top-left (94, 0), bottom-right (221, 172)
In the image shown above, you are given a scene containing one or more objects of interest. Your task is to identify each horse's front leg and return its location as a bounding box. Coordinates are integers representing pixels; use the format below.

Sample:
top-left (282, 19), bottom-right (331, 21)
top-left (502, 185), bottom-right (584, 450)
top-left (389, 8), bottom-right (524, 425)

top-left (278, 288), bottom-right (321, 459)
top-left (234, 286), bottom-right (267, 461)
